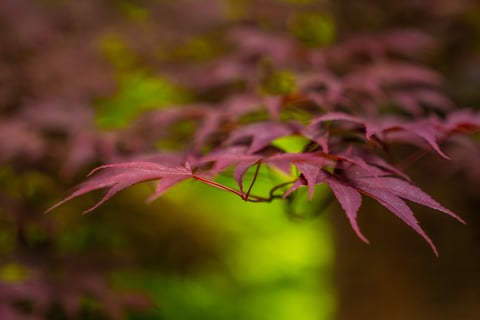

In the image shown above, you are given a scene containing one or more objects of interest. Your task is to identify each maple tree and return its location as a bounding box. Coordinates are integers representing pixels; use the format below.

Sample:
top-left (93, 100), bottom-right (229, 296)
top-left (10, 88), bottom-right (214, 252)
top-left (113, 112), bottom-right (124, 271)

top-left (47, 26), bottom-right (480, 256)
top-left (1, 0), bottom-right (480, 319)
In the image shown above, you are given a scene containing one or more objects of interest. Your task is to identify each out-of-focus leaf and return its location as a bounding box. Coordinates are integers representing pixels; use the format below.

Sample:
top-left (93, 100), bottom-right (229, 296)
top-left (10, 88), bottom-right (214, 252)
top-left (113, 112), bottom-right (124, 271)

top-left (225, 121), bottom-right (296, 154)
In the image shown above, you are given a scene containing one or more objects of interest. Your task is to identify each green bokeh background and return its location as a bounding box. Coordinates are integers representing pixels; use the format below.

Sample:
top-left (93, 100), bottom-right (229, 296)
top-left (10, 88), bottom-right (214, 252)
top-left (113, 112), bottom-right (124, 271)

top-left (114, 180), bottom-right (335, 320)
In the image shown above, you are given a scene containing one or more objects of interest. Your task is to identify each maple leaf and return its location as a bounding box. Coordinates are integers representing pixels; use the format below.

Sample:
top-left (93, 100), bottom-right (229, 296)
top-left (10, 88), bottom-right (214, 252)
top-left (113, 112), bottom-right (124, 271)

top-left (191, 108), bottom-right (222, 152)
top-left (34, 14), bottom-right (476, 260)
top-left (392, 119), bottom-right (450, 159)
top-left (309, 112), bottom-right (366, 129)
top-left (341, 163), bottom-right (464, 255)
top-left (294, 162), bottom-right (323, 200)
top-left (228, 27), bottom-right (295, 65)
top-left (351, 176), bottom-right (463, 222)
top-left (198, 146), bottom-right (263, 173)
top-left (225, 121), bottom-right (295, 154)
top-left (390, 88), bottom-right (454, 115)
top-left (297, 72), bottom-right (344, 111)
top-left (270, 151), bottom-right (464, 255)
top-left (353, 62), bottom-right (444, 88)
top-left (361, 185), bottom-right (440, 255)
top-left (273, 160), bottom-right (368, 242)
top-left (46, 162), bottom-right (193, 214)
top-left (310, 112), bottom-right (452, 158)
top-left (381, 29), bottom-right (436, 58)
top-left (223, 94), bottom-right (265, 120)
top-left (265, 151), bottom-right (343, 175)
top-left (326, 175), bottom-right (368, 243)
top-left (444, 110), bottom-right (480, 133)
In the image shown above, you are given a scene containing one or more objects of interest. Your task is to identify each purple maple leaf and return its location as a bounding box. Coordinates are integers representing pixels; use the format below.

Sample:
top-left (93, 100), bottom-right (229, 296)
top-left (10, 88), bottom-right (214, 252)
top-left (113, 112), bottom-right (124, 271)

top-left (340, 163), bottom-right (464, 255)
top-left (46, 162), bottom-right (193, 214)
top-left (225, 121), bottom-right (295, 154)
top-left (326, 175), bottom-right (368, 243)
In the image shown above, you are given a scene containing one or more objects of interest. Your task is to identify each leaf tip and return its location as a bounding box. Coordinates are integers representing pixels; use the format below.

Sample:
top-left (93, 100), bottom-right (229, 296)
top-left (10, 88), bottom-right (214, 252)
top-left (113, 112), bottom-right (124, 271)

top-left (44, 199), bottom-right (67, 214)
top-left (82, 208), bottom-right (95, 215)
top-left (44, 205), bottom-right (55, 215)
top-left (453, 213), bottom-right (466, 225)
top-left (351, 226), bottom-right (370, 244)
top-left (432, 245), bottom-right (439, 258)
top-left (359, 233), bottom-right (370, 245)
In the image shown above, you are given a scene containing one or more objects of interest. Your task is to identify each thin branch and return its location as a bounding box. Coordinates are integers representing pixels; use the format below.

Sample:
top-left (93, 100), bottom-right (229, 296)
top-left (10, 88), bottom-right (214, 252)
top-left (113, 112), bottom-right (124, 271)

top-left (245, 162), bottom-right (261, 201)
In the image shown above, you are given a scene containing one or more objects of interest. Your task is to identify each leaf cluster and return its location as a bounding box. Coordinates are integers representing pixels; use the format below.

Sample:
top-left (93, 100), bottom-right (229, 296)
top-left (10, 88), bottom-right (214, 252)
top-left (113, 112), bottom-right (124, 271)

top-left (49, 27), bottom-right (480, 255)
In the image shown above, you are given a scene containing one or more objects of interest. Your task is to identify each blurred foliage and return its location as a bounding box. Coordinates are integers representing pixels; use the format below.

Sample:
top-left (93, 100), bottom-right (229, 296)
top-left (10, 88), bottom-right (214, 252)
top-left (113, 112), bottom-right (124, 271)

top-left (100, 35), bottom-right (138, 71)
top-left (116, 0), bottom-right (149, 22)
top-left (1, 0), bottom-right (479, 319)
top-left (288, 12), bottom-right (335, 47)
top-left (97, 35), bottom-right (192, 129)
top-left (261, 70), bottom-right (297, 95)
top-left (95, 71), bottom-right (191, 129)
top-left (172, 36), bottom-right (222, 62)
top-left (0, 263), bottom-right (30, 283)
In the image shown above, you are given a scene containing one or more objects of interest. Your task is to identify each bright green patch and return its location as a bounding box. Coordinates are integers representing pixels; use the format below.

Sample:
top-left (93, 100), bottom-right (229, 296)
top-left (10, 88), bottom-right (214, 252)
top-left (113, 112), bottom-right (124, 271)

top-left (117, 1), bottom-right (149, 21)
top-left (115, 175), bottom-right (335, 320)
top-left (99, 35), bottom-right (137, 70)
top-left (272, 135), bottom-right (310, 153)
top-left (95, 71), bottom-right (191, 129)
top-left (0, 263), bottom-right (30, 283)
top-left (288, 12), bottom-right (336, 47)
top-left (173, 37), bottom-right (220, 62)
top-left (261, 71), bottom-right (297, 96)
